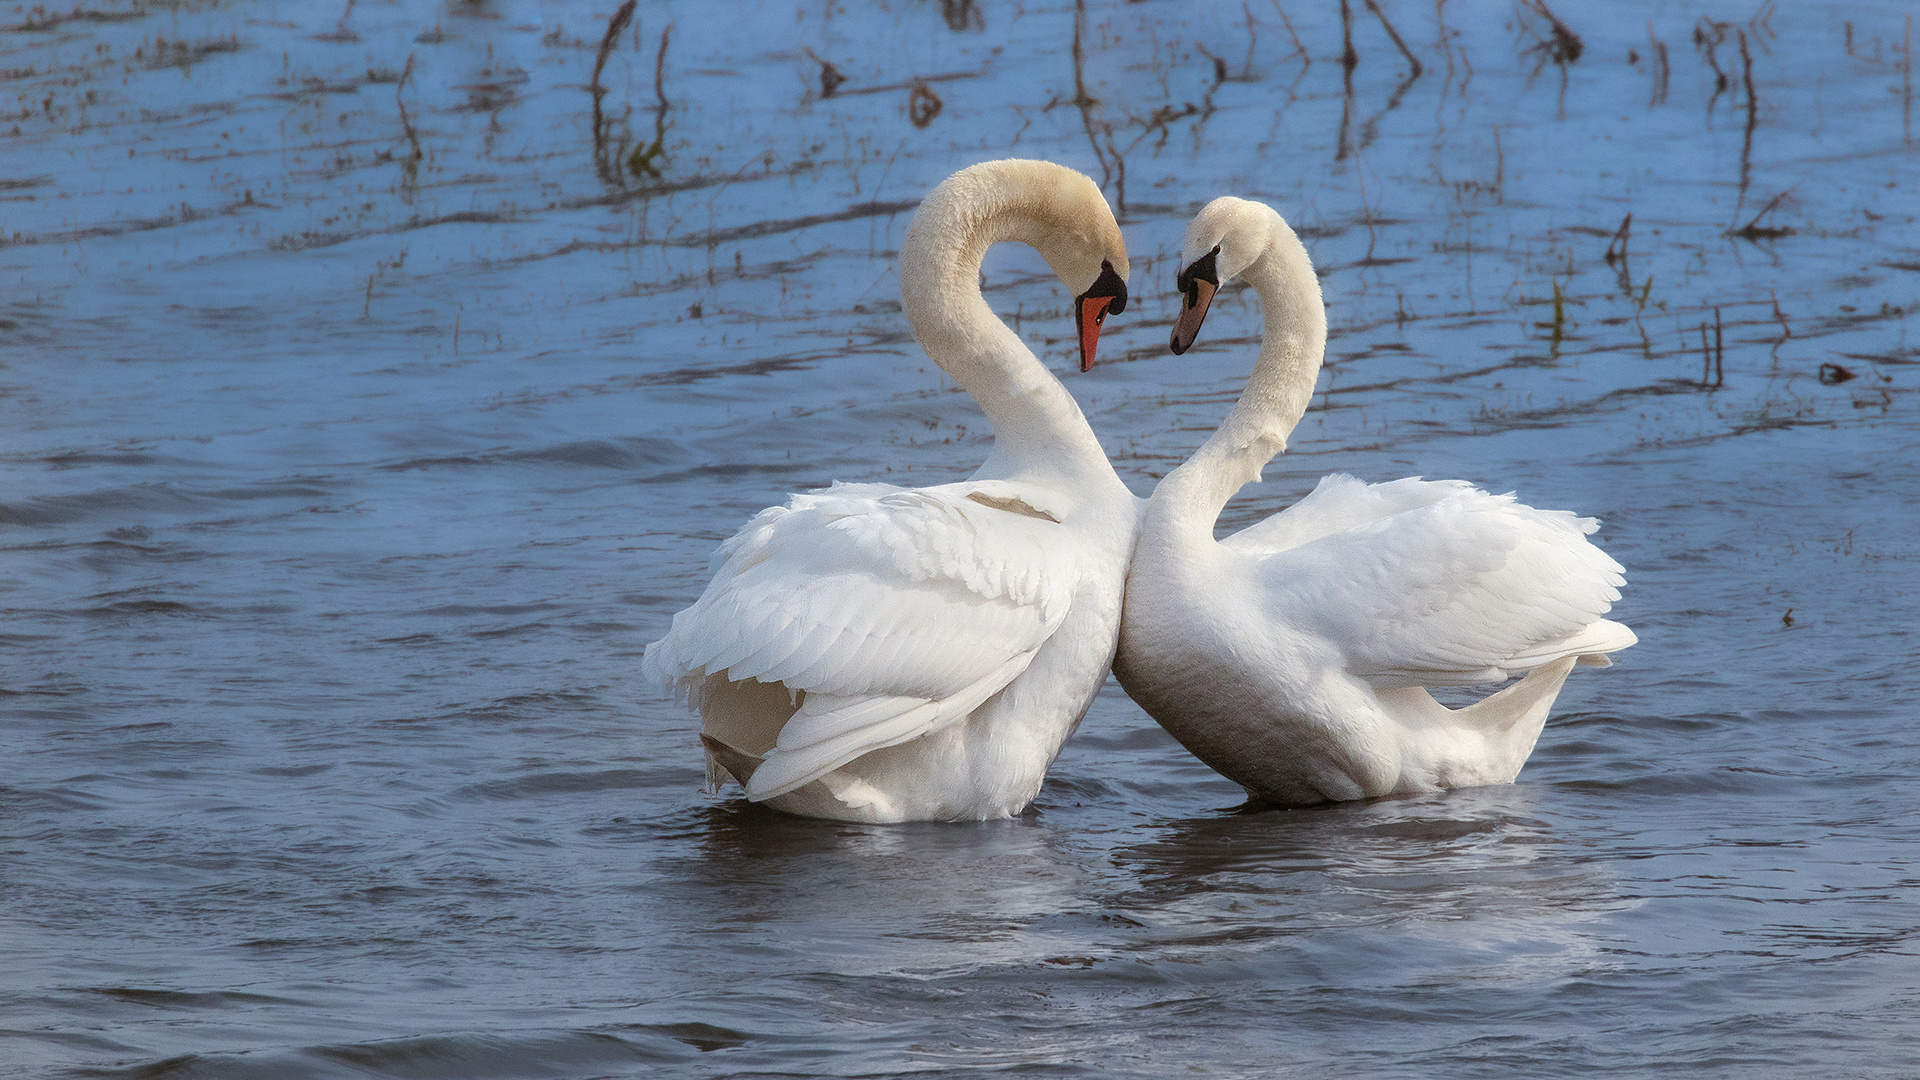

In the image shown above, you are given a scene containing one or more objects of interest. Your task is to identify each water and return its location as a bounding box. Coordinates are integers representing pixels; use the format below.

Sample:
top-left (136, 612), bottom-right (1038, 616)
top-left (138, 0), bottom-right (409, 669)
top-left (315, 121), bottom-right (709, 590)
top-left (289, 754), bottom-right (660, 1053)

top-left (4, 1), bottom-right (1918, 1075)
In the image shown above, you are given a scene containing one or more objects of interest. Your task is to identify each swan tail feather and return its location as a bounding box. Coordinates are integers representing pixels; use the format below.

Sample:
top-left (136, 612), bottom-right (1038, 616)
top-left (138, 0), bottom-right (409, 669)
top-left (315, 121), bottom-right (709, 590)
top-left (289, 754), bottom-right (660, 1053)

top-left (700, 733), bottom-right (764, 792)
top-left (1457, 654), bottom-right (1578, 737)
top-left (1502, 619), bottom-right (1637, 673)
top-left (745, 647), bottom-right (1039, 803)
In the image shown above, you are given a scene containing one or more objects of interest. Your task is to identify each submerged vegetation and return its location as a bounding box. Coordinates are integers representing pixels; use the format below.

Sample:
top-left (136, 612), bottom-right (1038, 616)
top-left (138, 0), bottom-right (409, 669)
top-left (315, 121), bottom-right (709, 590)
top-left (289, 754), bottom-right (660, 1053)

top-left (0, 0), bottom-right (1913, 469)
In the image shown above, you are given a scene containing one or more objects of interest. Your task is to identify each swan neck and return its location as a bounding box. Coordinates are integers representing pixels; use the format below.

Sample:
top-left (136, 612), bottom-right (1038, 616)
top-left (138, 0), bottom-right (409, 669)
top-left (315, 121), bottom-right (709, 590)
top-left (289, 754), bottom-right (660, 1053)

top-left (899, 190), bottom-right (1108, 480)
top-left (1155, 227), bottom-right (1326, 532)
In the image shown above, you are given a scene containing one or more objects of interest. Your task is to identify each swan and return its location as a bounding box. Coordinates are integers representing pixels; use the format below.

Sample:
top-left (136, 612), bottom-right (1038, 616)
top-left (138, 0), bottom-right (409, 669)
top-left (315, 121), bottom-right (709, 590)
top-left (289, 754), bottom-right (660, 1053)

top-left (643, 159), bottom-right (1136, 823)
top-left (1113, 196), bottom-right (1635, 806)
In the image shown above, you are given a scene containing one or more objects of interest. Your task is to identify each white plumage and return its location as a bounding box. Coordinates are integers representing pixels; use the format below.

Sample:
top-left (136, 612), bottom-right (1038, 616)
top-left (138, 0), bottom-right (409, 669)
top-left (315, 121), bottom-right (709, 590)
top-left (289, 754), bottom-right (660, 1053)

top-left (644, 161), bottom-right (1138, 823)
top-left (1114, 197), bottom-right (1635, 806)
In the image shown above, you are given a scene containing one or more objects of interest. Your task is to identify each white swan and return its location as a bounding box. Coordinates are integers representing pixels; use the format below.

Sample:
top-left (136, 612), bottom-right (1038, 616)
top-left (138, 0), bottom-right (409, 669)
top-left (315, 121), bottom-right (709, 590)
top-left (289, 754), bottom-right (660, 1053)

top-left (643, 159), bottom-right (1137, 823)
top-left (1114, 197), bottom-right (1636, 806)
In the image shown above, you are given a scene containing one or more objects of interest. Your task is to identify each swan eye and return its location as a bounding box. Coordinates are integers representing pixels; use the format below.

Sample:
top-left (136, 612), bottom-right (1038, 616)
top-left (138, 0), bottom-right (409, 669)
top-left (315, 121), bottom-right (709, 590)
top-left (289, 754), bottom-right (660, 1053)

top-left (1176, 245), bottom-right (1222, 307)
top-left (1078, 259), bottom-right (1128, 314)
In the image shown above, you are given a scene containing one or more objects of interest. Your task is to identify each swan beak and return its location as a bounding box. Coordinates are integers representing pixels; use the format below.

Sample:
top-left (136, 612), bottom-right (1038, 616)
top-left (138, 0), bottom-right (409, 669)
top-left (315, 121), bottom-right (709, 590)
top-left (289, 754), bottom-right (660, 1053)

top-left (1075, 260), bottom-right (1129, 372)
top-left (1170, 278), bottom-right (1216, 355)
top-left (1170, 247), bottom-right (1221, 356)
top-left (1077, 295), bottom-right (1113, 371)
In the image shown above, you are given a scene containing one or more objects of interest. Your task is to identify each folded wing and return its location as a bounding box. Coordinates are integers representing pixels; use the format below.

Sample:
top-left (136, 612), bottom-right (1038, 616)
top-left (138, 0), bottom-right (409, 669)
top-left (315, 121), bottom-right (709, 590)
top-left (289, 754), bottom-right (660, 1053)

top-left (643, 481), bottom-right (1079, 799)
top-left (1240, 476), bottom-right (1632, 688)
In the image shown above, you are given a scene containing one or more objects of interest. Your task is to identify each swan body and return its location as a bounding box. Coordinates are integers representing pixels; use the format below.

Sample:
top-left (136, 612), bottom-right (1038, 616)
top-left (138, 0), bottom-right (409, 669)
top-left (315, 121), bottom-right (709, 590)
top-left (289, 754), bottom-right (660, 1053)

top-left (1114, 197), bottom-right (1634, 806)
top-left (644, 160), bottom-right (1136, 823)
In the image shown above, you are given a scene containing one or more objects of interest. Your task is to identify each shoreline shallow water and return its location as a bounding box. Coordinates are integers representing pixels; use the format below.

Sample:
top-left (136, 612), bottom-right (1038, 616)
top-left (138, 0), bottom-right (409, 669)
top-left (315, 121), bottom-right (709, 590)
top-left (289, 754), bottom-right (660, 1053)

top-left (4, 1), bottom-right (1918, 1075)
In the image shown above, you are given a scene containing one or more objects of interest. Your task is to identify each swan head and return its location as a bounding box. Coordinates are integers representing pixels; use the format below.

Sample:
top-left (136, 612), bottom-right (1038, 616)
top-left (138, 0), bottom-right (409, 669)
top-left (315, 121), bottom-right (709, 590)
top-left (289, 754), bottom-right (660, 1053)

top-left (1170, 196), bottom-right (1280, 355)
top-left (903, 160), bottom-right (1129, 371)
top-left (1000, 163), bottom-right (1130, 372)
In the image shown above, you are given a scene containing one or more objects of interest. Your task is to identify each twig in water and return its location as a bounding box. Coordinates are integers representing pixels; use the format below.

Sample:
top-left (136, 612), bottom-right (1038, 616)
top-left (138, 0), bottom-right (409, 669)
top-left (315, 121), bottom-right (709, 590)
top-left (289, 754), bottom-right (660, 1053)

top-left (1729, 187), bottom-right (1794, 240)
top-left (1339, 0), bottom-right (1358, 74)
top-left (1521, 0), bottom-right (1579, 117)
top-left (1520, 0), bottom-right (1582, 65)
top-left (624, 23), bottom-right (673, 179)
top-left (1647, 21), bottom-right (1669, 106)
top-left (1603, 212), bottom-right (1632, 266)
top-left (592, 1), bottom-right (637, 128)
top-left (1731, 27), bottom-right (1757, 223)
top-left (320, 0), bottom-right (359, 43)
top-left (1904, 14), bottom-right (1913, 146)
top-left (1550, 280), bottom-right (1566, 346)
top-left (908, 80), bottom-right (942, 128)
top-left (1356, 68), bottom-right (1420, 154)
top-left (1335, 53), bottom-right (1356, 160)
top-left (1068, 0), bottom-right (1122, 210)
top-left (1270, 1), bottom-right (1311, 68)
top-left (1492, 125), bottom-right (1504, 201)
top-left (1713, 307), bottom-right (1725, 387)
top-left (1356, 161), bottom-right (1378, 261)
top-left (1195, 42), bottom-right (1230, 91)
top-left (1603, 212), bottom-right (1633, 293)
top-left (1696, 312), bottom-right (1724, 388)
top-left (1695, 18), bottom-right (1732, 120)
top-left (395, 52), bottom-right (421, 199)
top-left (590, 0), bottom-right (638, 185)
top-left (654, 23), bottom-right (673, 125)
top-left (802, 47), bottom-right (847, 98)
top-left (1363, 0), bottom-right (1423, 77)
top-left (1070, 0), bottom-right (1095, 109)
top-left (1241, 2), bottom-right (1259, 80)
top-left (940, 0), bottom-right (983, 33)
top-left (1769, 289), bottom-right (1791, 363)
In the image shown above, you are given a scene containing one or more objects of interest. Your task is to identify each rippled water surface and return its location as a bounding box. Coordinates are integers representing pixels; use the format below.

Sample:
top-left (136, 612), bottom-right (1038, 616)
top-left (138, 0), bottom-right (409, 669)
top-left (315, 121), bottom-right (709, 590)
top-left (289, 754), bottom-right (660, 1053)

top-left (5, 1), bottom-right (1919, 1076)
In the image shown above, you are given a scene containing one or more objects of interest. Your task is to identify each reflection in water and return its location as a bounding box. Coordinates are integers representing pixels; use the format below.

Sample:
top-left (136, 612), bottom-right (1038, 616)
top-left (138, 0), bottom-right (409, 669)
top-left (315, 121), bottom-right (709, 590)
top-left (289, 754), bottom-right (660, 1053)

top-left (673, 806), bottom-right (1093, 977)
top-left (1108, 788), bottom-right (1625, 974)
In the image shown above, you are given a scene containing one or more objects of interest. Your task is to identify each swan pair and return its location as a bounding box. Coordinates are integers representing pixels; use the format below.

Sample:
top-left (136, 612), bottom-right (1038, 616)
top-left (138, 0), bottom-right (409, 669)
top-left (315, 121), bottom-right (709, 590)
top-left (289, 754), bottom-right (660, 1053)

top-left (643, 161), bottom-right (1632, 822)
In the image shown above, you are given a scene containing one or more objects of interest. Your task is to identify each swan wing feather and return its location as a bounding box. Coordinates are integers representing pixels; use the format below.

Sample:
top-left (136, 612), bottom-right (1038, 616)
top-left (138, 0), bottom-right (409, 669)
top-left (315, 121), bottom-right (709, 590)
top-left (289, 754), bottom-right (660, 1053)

top-left (643, 480), bottom-right (1078, 779)
top-left (1224, 474), bottom-right (1474, 555)
top-left (1253, 483), bottom-right (1628, 685)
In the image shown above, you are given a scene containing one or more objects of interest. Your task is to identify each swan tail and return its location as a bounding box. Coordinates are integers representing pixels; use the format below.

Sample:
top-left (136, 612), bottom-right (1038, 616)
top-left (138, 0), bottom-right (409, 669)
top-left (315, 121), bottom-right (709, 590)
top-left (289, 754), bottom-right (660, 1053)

top-left (1503, 619), bottom-right (1638, 674)
top-left (700, 733), bottom-right (764, 792)
top-left (747, 696), bottom-right (943, 801)
top-left (745, 647), bottom-right (1038, 803)
top-left (1458, 654), bottom-right (1579, 737)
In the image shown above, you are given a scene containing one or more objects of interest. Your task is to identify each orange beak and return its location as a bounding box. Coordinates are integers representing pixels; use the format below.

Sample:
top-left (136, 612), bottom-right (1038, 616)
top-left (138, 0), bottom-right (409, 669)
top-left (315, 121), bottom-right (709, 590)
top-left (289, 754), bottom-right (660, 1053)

top-left (1077, 295), bottom-right (1114, 372)
top-left (1073, 259), bottom-right (1128, 372)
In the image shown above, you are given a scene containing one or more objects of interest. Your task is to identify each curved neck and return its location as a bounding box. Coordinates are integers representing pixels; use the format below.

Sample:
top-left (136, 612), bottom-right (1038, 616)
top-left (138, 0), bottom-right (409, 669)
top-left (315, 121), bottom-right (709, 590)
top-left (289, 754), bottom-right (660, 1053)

top-left (899, 194), bottom-right (1111, 483)
top-left (1152, 224), bottom-right (1326, 533)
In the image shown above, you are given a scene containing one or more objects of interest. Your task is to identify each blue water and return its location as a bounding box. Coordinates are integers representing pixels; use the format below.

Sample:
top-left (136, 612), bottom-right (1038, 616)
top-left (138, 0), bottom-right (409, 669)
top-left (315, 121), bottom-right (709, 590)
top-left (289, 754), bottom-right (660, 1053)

top-left (4, 1), bottom-right (1918, 1076)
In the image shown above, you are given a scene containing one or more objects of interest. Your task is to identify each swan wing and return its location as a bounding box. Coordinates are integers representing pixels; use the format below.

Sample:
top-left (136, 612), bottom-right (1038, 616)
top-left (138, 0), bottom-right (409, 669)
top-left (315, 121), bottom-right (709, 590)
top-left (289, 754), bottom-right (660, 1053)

top-left (1253, 483), bottom-right (1629, 687)
top-left (643, 480), bottom-right (1079, 795)
top-left (1224, 473), bottom-right (1474, 555)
